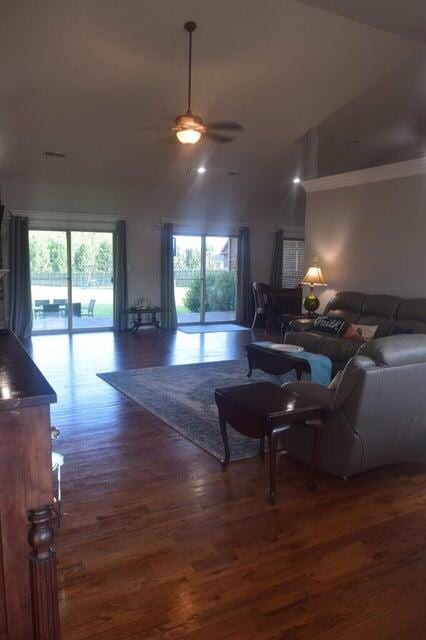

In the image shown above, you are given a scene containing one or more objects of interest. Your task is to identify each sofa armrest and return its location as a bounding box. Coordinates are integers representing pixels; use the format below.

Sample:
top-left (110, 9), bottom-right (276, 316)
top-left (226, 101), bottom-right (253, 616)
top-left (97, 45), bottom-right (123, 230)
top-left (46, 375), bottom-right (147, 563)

top-left (282, 381), bottom-right (336, 410)
top-left (288, 317), bottom-right (316, 332)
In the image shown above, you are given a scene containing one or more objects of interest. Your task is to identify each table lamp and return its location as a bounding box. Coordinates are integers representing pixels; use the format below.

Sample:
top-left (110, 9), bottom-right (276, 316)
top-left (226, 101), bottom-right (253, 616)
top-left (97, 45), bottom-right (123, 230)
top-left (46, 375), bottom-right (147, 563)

top-left (301, 259), bottom-right (327, 317)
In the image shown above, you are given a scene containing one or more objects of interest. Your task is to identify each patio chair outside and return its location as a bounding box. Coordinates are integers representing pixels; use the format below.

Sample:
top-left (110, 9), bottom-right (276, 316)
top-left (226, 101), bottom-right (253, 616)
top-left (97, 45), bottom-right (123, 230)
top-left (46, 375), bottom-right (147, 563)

top-left (81, 299), bottom-right (96, 317)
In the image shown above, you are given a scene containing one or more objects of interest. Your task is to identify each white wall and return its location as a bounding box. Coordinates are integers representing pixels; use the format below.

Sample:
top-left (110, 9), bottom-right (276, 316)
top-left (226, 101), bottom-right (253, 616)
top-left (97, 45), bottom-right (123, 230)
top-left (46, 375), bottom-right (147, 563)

top-left (2, 179), bottom-right (305, 307)
top-left (304, 172), bottom-right (426, 311)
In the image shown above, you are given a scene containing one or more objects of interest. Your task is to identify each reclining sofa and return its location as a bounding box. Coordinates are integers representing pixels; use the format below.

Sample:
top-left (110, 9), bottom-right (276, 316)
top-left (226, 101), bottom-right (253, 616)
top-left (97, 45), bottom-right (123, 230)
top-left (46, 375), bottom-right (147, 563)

top-left (283, 335), bottom-right (426, 477)
top-left (285, 291), bottom-right (426, 370)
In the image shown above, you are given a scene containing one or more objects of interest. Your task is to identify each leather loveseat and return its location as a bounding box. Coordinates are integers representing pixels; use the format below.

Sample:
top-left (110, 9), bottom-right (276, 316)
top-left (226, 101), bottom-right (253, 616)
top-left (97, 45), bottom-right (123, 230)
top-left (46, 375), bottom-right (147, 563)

top-left (285, 291), bottom-right (426, 370)
top-left (283, 335), bottom-right (426, 477)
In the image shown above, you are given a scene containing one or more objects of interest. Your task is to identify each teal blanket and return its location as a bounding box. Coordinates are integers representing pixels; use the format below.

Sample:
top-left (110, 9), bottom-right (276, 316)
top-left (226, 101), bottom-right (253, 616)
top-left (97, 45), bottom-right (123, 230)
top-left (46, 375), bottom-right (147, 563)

top-left (254, 342), bottom-right (332, 386)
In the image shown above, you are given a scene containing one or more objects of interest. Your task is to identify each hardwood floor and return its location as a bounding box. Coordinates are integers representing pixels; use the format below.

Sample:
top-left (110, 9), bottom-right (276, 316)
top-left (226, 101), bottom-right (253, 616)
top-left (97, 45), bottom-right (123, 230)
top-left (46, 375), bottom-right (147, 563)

top-left (24, 329), bottom-right (426, 640)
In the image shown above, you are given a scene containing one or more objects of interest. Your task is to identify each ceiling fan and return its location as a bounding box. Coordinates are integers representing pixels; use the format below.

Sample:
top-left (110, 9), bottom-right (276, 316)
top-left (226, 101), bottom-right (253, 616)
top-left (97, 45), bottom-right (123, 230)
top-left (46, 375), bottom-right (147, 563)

top-left (170, 21), bottom-right (244, 144)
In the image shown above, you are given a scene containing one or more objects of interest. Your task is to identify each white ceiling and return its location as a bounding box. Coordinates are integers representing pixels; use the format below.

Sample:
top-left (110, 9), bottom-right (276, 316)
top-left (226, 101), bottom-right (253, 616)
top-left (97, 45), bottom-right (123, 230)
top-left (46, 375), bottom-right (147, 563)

top-left (298, 1), bottom-right (426, 43)
top-left (0, 0), bottom-right (422, 204)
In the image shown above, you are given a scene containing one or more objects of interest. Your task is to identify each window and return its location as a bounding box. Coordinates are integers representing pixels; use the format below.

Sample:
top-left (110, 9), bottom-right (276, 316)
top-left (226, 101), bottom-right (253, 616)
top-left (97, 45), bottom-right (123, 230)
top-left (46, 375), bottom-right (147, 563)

top-left (282, 239), bottom-right (305, 288)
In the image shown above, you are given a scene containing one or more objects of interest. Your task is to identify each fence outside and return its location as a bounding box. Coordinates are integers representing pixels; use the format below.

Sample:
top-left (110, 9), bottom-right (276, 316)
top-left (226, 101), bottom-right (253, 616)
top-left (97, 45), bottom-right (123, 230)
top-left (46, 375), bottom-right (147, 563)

top-left (174, 269), bottom-right (200, 287)
top-left (30, 271), bottom-right (113, 287)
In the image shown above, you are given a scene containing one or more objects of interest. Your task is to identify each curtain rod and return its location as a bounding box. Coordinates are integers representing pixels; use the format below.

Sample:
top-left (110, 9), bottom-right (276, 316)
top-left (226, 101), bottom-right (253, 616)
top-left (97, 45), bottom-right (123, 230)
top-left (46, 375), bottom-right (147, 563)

top-left (158, 217), bottom-right (254, 230)
top-left (9, 209), bottom-right (127, 223)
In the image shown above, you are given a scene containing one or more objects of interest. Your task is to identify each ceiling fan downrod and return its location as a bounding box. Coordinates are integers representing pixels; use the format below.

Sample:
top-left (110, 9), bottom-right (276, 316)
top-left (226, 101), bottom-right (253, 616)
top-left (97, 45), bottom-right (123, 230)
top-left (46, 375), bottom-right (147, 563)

top-left (184, 21), bottom-right (197, 115)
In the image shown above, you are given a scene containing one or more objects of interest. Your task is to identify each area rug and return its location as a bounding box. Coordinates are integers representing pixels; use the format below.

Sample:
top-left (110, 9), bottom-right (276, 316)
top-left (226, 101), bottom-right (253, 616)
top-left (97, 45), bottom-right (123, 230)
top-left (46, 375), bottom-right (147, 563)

top-left (98, 360), bottom-right (295, 461)
top-left (178, 324), bottom-right (250, 334)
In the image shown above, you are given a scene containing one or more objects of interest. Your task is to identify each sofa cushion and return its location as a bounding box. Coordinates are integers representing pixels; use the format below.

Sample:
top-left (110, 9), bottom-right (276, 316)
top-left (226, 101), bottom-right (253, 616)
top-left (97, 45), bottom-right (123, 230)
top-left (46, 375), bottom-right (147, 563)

top-left (359, 334), bottom-right (426, 367)
top-left (324, 291), bottom-right (366, 323)
top-left (284, 331), bottom-right (324, 353)
top-left (316, 336), bottom-right (362, 362)
top-left (357, 294), bottom-right (402, 337)
top-left (394, 299), bottom-right (426, 334)
top-left (390, 325), bottom-right (413, 336)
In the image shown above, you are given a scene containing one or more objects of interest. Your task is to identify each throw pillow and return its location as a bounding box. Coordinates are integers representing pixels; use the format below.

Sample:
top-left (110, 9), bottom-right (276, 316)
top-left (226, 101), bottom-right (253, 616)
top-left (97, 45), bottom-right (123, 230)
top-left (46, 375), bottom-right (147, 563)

top-left (390, 325), bottom-right (414, 336)
top-left (313, 315), bottom-right (348, 336)
top-left (344, 323), bottom-right (378, 342)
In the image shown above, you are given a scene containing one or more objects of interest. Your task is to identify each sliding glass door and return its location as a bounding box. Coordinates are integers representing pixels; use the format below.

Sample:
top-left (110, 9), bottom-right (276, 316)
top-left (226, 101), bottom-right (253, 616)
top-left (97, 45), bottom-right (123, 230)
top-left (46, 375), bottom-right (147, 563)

top-left (30, 229), bottom-right (114, 333)
top-left (70, 232), bottom-right (113, 330)
top-left (173, 234), bottom-right (237, 324)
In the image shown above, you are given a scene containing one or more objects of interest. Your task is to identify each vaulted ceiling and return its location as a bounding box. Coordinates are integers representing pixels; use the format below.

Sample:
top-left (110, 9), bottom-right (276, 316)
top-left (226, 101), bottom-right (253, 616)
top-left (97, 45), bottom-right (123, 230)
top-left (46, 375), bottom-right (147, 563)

top-left (0, 0), bottom-right (424, 206)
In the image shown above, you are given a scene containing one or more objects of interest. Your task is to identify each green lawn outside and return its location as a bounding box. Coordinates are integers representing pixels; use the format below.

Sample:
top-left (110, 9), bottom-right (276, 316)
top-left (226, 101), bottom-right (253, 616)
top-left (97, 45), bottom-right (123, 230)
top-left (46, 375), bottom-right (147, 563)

top-left (94, 303), bottom-right (113, 316)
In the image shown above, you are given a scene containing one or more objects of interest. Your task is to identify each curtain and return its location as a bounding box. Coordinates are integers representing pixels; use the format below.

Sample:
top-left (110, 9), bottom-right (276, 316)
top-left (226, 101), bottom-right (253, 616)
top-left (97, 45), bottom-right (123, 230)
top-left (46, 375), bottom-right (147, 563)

top-left (113, 220), bottom-right (128, 331)
top-left (236, 226), bottom-right (253, 326)
top-left (270, 228), bottom-right (284, 288)
top-left (9, 216), bottom-right (33, 337)
top-left (160, 223), bottom-right (177, 329)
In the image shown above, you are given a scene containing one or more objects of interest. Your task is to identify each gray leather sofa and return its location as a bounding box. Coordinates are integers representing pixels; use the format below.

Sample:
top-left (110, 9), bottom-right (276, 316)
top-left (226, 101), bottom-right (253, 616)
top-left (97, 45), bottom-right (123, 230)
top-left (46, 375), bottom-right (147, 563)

top-left (283, 335), bottom-right (426, 477)
top-left (285, 291), bottom-right (426, 370)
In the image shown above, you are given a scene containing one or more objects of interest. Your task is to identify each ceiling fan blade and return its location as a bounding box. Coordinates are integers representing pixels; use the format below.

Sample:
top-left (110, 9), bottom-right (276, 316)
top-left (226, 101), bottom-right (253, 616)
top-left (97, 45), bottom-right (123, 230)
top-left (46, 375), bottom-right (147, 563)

top-left (207, 121), bottom-right (244, 131)
top-left (206, 132), bottom-right (234, 143)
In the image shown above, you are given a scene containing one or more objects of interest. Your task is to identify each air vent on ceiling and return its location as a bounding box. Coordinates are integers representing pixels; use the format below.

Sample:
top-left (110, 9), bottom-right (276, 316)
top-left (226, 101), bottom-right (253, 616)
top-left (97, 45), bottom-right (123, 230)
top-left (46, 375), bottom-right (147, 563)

top-left (44, 151), bottom-right (66, 158)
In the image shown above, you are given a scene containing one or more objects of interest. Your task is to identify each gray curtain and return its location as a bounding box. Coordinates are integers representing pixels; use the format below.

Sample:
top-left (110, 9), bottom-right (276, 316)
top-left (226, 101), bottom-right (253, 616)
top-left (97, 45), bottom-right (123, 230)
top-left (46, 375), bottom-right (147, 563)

top-left (236, 226), bottom-right (253, 326)
top-left (9, 216), bottom-right (33, 337)
top-left (160, 223), bottom-right (177, 329)
top-left (113, 220), bottom-right (128, 331)
top-left (270, 229), bottom-right (284, 289)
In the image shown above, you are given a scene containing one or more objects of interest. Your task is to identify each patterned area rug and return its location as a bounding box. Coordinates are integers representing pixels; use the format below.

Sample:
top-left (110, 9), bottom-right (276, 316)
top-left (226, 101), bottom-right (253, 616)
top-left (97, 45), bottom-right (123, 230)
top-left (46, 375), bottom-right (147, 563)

top-left (98, 359), bottom-right (295, 461)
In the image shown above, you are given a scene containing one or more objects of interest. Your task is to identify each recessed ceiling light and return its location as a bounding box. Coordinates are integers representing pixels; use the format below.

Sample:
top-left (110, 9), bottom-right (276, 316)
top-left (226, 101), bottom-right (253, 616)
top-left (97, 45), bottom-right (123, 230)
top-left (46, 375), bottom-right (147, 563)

top-left (197, 166), bottom-right (206, 174)
top-left (293, 177), bottom-right (301, 184)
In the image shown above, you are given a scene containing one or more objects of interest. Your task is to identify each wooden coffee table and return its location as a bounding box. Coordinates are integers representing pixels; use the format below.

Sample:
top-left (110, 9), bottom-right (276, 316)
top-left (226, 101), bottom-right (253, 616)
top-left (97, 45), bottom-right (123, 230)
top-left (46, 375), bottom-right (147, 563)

top-left (246, 342), bottom-right (311, 381)
top-left (214, 382), bottom-right (325, 504)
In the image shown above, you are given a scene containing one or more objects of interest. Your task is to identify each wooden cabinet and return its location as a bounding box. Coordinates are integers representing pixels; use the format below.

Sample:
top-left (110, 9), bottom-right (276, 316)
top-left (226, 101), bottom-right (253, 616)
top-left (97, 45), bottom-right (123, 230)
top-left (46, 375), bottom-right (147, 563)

top-left (0, 333), bottom-right (60, 639)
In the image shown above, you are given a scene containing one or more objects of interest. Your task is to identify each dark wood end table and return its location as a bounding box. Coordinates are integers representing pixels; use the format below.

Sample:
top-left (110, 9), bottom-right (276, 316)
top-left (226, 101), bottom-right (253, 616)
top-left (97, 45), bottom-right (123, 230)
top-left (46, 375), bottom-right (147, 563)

top-left (280, 313), bottom-right (317, 341)
top-left (214, 382), bottom-right (325, 504)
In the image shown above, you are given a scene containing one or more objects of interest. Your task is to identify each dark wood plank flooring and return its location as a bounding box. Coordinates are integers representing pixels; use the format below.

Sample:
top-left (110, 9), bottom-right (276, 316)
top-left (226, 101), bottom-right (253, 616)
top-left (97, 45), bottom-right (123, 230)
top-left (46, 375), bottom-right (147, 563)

top-left (24, 329), bottom-right (426, 640)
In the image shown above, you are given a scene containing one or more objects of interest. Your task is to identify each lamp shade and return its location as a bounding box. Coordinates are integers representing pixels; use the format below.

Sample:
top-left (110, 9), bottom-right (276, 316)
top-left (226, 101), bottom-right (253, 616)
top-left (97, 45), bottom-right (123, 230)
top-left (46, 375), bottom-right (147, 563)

top-left (301, 266), bottom-right (327, 286)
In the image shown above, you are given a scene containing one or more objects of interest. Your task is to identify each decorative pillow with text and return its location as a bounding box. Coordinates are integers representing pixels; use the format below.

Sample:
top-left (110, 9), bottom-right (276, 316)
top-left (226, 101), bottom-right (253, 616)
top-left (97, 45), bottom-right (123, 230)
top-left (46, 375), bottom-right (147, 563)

top-left (313, 315), bottom-right (348, 336)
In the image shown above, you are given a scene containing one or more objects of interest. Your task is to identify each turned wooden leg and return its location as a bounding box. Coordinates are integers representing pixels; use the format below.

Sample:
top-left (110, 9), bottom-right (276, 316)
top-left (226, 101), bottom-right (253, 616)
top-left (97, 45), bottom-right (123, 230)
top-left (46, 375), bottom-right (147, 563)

top-left (307, 420), bottom-right (323, 491)
top-left (219, 413), bottom-right (231, 468)
top-left (28, 506), bottom-right (61, 640)
top-left (247, 358), bottom-right (253, 378)
top-left (268, 432), bottom-right (279, 505)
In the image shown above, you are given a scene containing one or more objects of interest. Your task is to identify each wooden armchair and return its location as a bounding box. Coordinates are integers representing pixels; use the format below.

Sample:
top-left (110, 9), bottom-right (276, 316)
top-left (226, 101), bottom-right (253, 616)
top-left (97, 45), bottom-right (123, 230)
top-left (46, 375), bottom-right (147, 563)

top-left (251, 282), bottom-right (302, 330)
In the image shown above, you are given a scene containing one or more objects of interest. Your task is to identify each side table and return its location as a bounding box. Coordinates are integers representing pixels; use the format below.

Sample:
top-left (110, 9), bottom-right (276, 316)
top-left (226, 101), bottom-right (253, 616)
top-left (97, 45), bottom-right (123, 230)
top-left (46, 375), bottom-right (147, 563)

top-left (123, 307), bottom-right (163, 331)
top-left (214, 382), bottom-right (325, 504)
top-left (280, 313), bottom-right (317, 341)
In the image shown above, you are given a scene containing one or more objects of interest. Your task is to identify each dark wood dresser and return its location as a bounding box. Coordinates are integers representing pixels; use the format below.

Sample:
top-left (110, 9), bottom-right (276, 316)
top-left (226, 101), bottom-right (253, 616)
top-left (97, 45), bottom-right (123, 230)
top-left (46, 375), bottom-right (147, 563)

top-left (0, 332), bottom-right (60, 639)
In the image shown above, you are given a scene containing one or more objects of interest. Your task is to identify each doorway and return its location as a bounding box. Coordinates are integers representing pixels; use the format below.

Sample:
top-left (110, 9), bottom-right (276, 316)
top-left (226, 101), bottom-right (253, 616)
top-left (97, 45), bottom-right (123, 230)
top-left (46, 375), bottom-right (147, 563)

top-left (30, 229), bottom-right (114, 333)
top-left (173, 235), bottom-right (238, 324)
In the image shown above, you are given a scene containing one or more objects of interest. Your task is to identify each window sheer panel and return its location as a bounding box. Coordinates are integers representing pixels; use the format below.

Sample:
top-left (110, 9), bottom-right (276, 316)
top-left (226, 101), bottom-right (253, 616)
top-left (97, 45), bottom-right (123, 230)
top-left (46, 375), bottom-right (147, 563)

top-left (282, 240), bottom-right (305, 288)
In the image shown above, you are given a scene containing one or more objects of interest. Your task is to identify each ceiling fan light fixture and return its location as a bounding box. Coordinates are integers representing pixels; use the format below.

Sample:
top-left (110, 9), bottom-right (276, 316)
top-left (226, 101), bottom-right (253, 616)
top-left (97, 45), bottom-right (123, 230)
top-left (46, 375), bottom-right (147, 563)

top-left (176, 128), bottom-right (202, 144)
